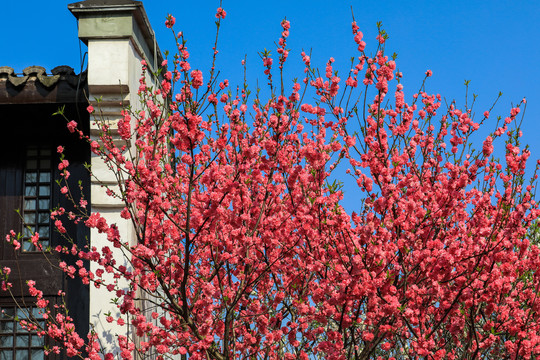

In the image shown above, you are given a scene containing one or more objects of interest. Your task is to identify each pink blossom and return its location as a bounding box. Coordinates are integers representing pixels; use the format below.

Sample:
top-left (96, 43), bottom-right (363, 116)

top-left (215, 7), bottom-right (226, 19)
top-left (165, 14), bottom-right (175, 28)
top-left (191, 70), bottom-right (203, 89)
top-left (58, 159), bottom-right (69, 171)
top-left (67, 120), bottom-right (77, 133)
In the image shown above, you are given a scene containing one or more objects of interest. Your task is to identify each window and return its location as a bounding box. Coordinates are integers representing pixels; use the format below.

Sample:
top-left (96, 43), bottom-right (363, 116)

top-left (0, 305), bottom-right (45, 360)
top-left (22, 146), bottom-right (52, 252)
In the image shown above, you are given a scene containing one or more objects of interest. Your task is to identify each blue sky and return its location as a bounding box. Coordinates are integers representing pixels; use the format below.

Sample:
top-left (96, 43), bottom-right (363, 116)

top-left (3, 1), bottom-right (539, 193)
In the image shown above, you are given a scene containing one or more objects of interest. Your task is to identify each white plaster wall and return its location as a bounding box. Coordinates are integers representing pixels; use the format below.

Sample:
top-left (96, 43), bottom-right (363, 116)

top-left (128, 41), bottom-right (145, 107)
top-left (87, 35), bottom-right (162, 357)
top-left (88, 40), bottom-right (130, 86)
top-left (88, 209), bottom-right (135, 352)
top-left (87, 37), bottom-right (132, 356)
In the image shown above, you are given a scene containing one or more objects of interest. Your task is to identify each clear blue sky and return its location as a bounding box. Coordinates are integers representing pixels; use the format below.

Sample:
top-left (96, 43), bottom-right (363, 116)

top-left (3, 1), bottom-right (539, 185)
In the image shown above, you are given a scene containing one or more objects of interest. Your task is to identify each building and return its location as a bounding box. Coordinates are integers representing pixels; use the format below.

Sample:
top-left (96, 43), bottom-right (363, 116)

top-left (0, 1), bottom-right (163, 358)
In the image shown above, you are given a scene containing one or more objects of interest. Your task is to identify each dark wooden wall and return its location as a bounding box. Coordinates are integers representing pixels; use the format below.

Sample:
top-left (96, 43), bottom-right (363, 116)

top-left (0, 102), bottom-right (90, 357)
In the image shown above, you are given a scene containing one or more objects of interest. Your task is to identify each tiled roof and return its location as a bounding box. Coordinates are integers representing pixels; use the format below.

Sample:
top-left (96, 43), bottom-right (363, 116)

top-left (0, 66), bottom-right (87, 105)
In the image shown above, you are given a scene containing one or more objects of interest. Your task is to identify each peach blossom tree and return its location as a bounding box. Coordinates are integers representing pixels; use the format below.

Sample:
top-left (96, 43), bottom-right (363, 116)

top-left (4, 6), bottom-right (540, 360)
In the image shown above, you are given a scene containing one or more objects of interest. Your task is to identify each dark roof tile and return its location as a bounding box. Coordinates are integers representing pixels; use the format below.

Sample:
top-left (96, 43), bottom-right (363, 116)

top-left (0, 66), bottom-right (87, 104)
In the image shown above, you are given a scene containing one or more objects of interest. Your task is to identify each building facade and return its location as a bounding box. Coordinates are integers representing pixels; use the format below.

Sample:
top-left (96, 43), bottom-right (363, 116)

top-left (0, 1), bottom-right (163, 358)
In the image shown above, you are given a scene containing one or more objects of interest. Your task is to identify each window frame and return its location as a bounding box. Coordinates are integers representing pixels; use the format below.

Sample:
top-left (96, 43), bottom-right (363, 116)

top-left (21, 145), bottom-right (55, 253)
top-left (0, 300), bottom-right (55, 360)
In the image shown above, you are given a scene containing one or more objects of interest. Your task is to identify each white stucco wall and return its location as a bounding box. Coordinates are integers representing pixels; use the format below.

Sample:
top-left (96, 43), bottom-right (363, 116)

top-left (85, 26), bottom-right (161, 359)
top-left (88, 40), bottom-right (130, 86)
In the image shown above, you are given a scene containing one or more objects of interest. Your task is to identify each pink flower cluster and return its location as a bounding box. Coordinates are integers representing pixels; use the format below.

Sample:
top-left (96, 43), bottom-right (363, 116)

top-left (4, 9), bottom-right (539, 360)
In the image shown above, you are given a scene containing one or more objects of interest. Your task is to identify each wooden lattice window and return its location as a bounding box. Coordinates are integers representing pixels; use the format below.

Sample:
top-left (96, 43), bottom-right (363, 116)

top-left (22, 146), bottom-right (52, 252)
top-left (0, 305), bottom-right (45, 360)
